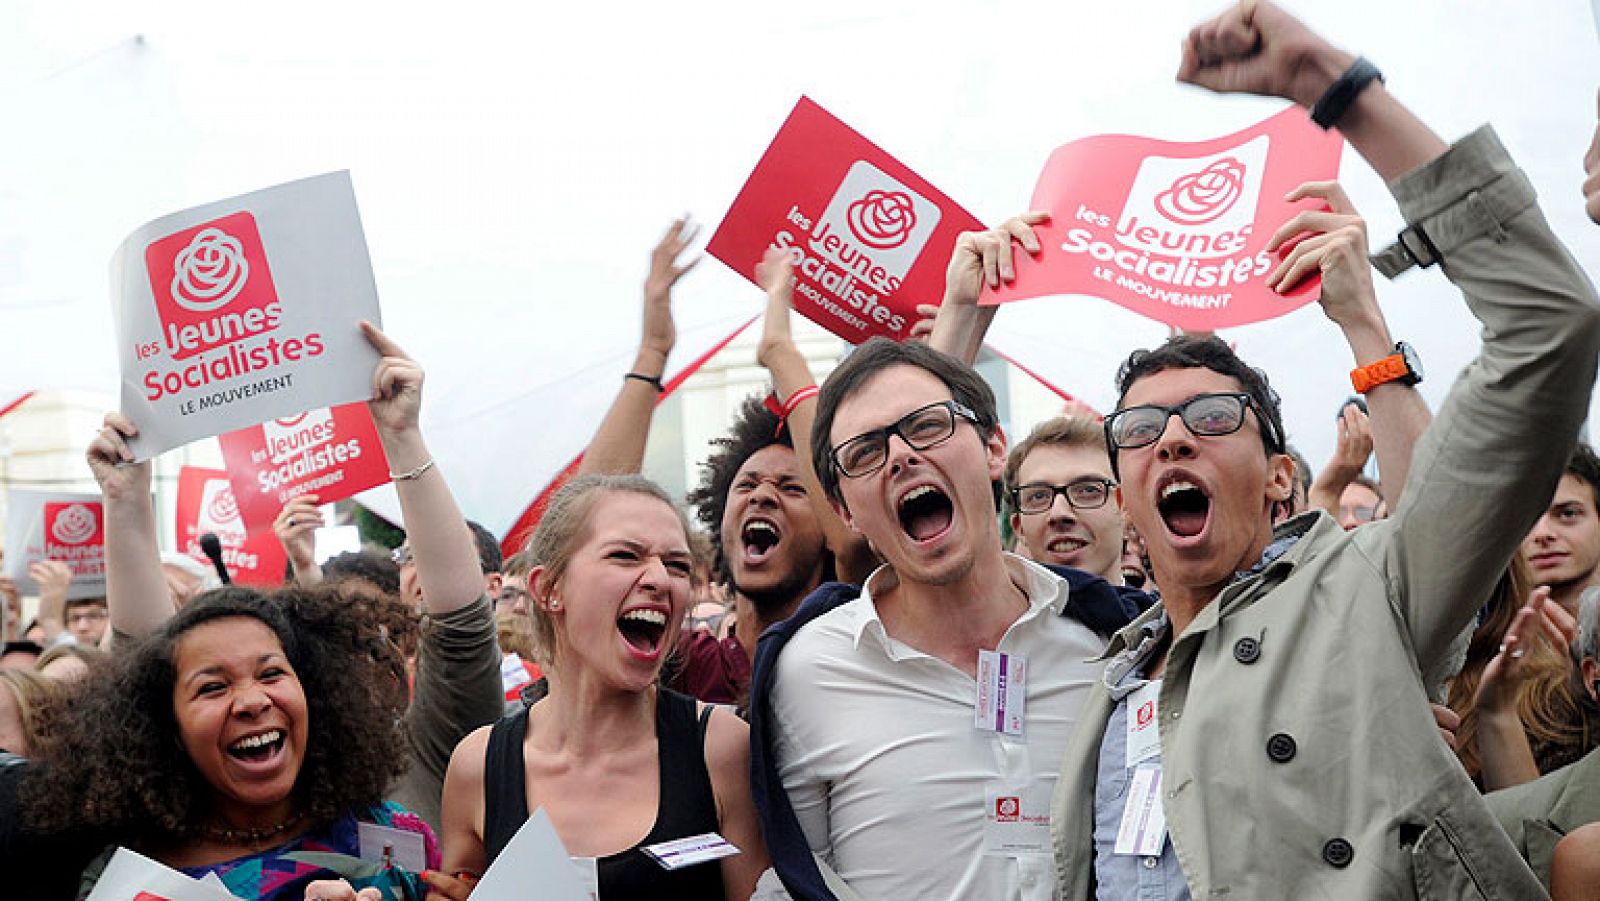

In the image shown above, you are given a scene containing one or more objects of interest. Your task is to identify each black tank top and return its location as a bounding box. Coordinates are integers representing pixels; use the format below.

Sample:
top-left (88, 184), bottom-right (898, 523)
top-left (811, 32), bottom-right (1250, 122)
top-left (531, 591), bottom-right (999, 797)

top-left (482, 687), bottom-right (727, 899)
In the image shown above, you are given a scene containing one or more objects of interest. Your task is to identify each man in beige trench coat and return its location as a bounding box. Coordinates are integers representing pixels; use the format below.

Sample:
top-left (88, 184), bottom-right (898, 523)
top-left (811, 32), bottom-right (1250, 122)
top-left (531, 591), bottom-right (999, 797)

top-left (1049, 2), bottom-right (1600, 899)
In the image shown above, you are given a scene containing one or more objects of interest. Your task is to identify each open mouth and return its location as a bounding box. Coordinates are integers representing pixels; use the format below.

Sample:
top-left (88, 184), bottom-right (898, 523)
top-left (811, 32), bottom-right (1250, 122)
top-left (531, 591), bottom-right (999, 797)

top-left (617, 607), bottom-right (669, 657)
top-left (1122, 566), bottom-right (1147, 590)
top-left (227, 729), bottom-right (286, 764)
top-left (1045, 535), bottom-right (1089, 555)
top-left (1157, 479), bottom-right (1211, 539)
top-left (898, 484), bottom-right (953, 542)
top-left (741, 518), bottom-right (781, 564)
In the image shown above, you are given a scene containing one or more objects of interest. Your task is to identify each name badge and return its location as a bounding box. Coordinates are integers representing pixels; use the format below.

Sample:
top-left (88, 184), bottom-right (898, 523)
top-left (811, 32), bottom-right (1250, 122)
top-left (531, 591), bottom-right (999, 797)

top-left (975, 649), bottom-right (1027, 735)
top-left (982, 782), bottom-right (1052, 856)
top-left (643, 833), bottom-right (741, 870)
top-left (357, 822), bottom-right (429, 872)
top-left (1113, 763), bottom-right (1168, 857)
top-left (1125, 679), bottom-right (1162, 768)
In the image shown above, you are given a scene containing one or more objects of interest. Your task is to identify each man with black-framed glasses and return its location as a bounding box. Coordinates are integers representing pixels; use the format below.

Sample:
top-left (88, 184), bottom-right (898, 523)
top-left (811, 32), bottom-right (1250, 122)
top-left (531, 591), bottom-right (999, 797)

top-left (745, 337), bottom-right (1142, 901)
top-left (1004, 414), bottom-right (1137, 590)
top-left (1045, 3), bottom-right (1600, 898)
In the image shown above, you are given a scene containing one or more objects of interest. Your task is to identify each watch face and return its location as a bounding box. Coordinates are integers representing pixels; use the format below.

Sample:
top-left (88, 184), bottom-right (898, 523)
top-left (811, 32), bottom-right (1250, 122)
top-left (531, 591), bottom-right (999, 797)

top-left (1399, 342), bottom-right (1424, 383)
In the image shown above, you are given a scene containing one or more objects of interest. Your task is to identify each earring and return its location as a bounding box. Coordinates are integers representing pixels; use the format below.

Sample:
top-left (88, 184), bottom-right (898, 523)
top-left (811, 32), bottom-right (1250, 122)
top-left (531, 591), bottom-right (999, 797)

top-left (546, 598), bottom-right (562, 612)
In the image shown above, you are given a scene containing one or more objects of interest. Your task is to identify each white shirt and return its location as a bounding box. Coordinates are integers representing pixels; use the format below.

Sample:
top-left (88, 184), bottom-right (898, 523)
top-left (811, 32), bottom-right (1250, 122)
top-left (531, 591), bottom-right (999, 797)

top-left (771, 553), bottom-right (1102, 900)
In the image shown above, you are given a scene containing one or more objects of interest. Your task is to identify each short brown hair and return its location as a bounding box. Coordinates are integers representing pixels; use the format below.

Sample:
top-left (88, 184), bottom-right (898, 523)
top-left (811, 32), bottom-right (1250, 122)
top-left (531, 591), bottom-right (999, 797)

top-left (811, 337), bottom-right (999, 507)
top-left (1001, 416), bottom-right (1109, 521)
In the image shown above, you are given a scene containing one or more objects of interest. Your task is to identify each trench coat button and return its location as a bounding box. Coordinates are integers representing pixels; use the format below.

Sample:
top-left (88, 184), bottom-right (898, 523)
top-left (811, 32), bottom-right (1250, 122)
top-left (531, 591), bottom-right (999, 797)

top-left (1266, 732), bottom-right (1297, 762)
top-left (1323, 838), bottom-right (1354, 868)
top-left (1233, 636), bottom-right (1261, 664)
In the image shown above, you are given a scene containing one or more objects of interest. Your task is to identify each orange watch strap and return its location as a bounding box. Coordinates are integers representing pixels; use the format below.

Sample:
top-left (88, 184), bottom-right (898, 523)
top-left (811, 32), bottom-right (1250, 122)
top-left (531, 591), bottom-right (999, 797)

top-left (1350, 354), bottom-right (1407, 393)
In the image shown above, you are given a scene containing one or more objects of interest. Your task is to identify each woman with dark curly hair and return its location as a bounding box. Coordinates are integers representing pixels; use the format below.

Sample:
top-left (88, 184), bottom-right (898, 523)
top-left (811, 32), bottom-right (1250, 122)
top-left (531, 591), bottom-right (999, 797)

top-left (26, 321), bottom-right (488, 899)
top-left (22, 584), bottom-right (429, 899)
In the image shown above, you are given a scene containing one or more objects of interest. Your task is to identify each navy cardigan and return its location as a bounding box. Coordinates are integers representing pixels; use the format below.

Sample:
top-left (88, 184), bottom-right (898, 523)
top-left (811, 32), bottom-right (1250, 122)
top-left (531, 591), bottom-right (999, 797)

top-left (747, 565), bottom-right (1149, 900)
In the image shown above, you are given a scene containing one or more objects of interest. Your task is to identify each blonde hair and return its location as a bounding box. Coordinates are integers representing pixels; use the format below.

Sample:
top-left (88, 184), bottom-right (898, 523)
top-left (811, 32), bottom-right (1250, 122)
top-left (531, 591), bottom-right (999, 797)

top-left (522, 474), bottom-right (689, 668)
top-left (495, 611), bottom-right (538, 661)
top-left (0, 668), bottom-right (62, 755)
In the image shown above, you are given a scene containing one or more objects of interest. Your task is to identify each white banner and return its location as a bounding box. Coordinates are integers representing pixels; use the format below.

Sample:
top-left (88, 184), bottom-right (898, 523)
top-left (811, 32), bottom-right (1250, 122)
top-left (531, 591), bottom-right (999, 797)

top-left (84, 846), bottom-right (239, 901)
top-left (112, 171), bottom-right (382, 460)
top-left (2, 489), bottom-right (109, 600)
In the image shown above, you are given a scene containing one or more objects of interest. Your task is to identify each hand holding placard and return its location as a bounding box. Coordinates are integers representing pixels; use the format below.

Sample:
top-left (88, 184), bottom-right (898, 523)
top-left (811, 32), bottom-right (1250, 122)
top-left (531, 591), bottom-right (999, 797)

top-left (86, 413), bottom-right (150, 503)
top-left (361, 322), bottom-right (424, 442)
top-left (1177, 1), bottom-right (1355, 109)
top-left (935, 212), bottom-right (1050, 363)
top-left (274, 493), bottom-right (323, 579)
top-left (1264, 182), bottom-right (1379, 333)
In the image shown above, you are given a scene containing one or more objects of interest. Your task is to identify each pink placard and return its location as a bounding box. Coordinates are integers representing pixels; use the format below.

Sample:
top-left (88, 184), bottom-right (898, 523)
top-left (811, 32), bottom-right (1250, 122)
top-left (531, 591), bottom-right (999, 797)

top-left (986, 107), bottom-right (1344, 330)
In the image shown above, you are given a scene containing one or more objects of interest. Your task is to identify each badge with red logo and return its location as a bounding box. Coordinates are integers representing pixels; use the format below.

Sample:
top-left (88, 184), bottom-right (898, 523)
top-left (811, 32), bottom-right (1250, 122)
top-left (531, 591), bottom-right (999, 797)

top-left (707, 97), bottom-right (983, 343)
top-left (174, 467), bottom-right (288, 586)
top-left (985, 108), bottom-right (1343, 330)
top-left (995, 796), bottom-right (1021, 823)
top-left (217, 402), bottom-right (390, 530)
top-left (113, 171), bottom-right (383, 460)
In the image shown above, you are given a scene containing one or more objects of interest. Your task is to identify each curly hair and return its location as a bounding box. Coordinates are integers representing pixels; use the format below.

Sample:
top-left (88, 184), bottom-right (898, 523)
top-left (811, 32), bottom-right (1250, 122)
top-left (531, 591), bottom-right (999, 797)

top-left (322, 549), bottom-right (402, 596)
top-left (22, 585), bottom-right (410, 842)
top-left (686, 394), bottom-right (792, 586)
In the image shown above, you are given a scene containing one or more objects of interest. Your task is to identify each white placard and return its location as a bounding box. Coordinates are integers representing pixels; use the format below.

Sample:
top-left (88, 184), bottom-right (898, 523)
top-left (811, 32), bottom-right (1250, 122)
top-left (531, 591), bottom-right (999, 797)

top-left (472, 808), bottom-right (590, 901)
top-left (314, 523), bottom-right (361, 563)
top-left (85, 846), bottom-right (241, 900)
top-left (112, 171), bottom-right (382, 460)
top-left (2, 489), bottom-right (109, 600)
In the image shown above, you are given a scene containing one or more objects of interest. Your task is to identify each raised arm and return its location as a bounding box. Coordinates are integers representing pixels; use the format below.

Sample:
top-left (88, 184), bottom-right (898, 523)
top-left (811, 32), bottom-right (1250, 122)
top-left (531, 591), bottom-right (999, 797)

top-left (578, 218), bottom-right (697, 476)
top-left (27, 560), bottom-right (73, 645)
top-left (1584, 88), bottom-right (1599, 225)
top-left (273, 493), bottom-right (324, 587)
top-left (1267, 181), bottom-right (1432, 508)
top-left (362, 322), bottom-right (481, 616)
top-left (1183, 0), bottom-right (1600, 668)
top-left (754, 249), bottom-right (876, 584)
top-left (926, 213), bottom-right (1048, 364)
top-left (86, 413), bottom-right (172, 638)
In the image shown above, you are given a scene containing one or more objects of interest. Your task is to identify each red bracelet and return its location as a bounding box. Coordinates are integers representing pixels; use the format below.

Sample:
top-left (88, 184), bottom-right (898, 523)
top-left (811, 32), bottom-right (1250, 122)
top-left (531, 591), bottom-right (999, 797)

top-left (764, 385), bottom-right (819, 437)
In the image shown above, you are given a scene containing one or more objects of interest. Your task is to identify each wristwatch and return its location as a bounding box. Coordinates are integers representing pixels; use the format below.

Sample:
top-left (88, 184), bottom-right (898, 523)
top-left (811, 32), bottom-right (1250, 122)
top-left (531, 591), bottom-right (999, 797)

top-left (1350, 342), bottom-right (1423, 393)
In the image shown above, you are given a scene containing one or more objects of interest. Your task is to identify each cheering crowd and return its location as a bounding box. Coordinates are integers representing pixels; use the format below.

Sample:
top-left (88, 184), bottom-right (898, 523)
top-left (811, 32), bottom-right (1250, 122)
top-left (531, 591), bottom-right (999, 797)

top-left (2, 2), bottom-right (1600, 899)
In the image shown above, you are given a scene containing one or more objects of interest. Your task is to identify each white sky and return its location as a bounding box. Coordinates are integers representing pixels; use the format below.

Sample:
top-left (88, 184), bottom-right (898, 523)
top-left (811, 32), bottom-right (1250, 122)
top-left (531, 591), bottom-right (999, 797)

top-left (2, 0), bottom-right (1598, 533)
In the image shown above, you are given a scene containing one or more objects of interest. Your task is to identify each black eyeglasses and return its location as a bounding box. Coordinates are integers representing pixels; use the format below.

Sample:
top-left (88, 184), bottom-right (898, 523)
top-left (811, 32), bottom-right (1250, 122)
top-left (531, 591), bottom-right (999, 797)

top-left (1105, 392), bottom-right (1276, 453)
top-left (1012, 478), bottom-right (1116, 514)
top-left (831, 400), bottom-right (979, 479)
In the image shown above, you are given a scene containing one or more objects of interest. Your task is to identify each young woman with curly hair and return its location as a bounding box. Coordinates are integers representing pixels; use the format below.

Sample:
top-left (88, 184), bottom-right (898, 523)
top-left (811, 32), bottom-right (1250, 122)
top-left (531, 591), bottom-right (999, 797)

top-left (33, 322), bottom-right (489, 899)
top-left (22, 585), bottom-right (428, 899)
top-left (426, 474), bottom-right (770, 901)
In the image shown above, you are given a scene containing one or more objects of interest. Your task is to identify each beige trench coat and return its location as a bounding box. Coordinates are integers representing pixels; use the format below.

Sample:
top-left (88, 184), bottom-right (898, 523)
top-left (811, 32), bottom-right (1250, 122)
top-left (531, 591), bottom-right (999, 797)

top-left (1051, 126), bottom-right (1600, 900)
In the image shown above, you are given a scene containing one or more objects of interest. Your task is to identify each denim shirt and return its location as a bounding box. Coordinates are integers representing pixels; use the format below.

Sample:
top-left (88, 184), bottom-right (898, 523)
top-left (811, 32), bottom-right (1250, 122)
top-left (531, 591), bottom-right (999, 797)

top-left (1090, 534), bottom-right (1301, 900)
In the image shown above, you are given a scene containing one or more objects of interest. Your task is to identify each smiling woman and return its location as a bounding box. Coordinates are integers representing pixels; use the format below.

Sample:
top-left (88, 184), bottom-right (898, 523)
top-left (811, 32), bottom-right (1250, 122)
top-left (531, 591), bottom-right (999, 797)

top-left (19, 585), bottom-right (432, 900)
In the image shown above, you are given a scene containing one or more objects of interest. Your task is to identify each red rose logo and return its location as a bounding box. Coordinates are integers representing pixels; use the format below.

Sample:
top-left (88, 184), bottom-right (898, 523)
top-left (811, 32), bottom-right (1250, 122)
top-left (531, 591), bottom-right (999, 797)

top-left (1136, 700), bottom-right (1155, 728)
top-left (50, 504), bottom-right (98, 545)
top-left (1155, 157), bottom-right (1247, 226)
top-left (207, 485), bottom-right (241, 525)
top-left (995, 797), bottom-right (1020, 822)
top-left (170, 227), bottom-right (251, 313)
top-left (847, 189), bottom-right (918, 249)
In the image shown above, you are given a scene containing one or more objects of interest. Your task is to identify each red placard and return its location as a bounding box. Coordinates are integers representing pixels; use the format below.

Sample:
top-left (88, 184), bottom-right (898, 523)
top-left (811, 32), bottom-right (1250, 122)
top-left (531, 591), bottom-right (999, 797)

top-left (985, 107), bottom-right (1344, 330)
top-left (217, 402), bottom-right (390, 531)
top-left (145, 211), bottom-right (284, 363)
top-left (41, 500), bottom-right (105, 583)
top-left (175, 466), bottom-right (287, 587)
top-left (708, 96), bottom-right (984, 343)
